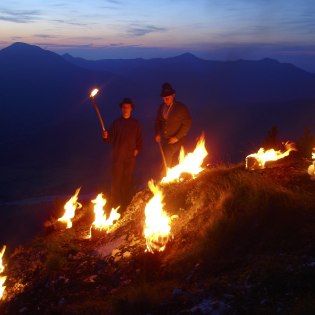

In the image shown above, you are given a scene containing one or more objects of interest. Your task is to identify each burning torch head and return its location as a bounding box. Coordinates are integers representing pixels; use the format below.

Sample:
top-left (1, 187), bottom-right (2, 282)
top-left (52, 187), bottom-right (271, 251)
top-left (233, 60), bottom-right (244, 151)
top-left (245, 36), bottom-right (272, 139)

top-left (90, 88), bottom-right (99, 98)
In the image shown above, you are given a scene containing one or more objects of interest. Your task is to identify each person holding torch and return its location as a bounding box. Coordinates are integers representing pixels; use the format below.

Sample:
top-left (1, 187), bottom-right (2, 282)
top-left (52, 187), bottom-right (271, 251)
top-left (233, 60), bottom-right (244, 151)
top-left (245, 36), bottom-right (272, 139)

top-left (103, 98), bottom-right (142, 211)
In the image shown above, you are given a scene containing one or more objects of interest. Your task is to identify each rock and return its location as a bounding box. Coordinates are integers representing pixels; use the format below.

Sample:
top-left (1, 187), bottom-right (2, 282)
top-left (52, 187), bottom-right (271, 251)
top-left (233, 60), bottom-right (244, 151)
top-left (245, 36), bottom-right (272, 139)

top-left (84, 275), bottom-right (97, 283)
top-left (114, 256), bottom-right (121, 263)
top-left (19, 307), bottom-right (28, 313)
top-left (78, 261), bottom-right (88, 268)
top-left (123, 251), bottom-right (131, 259)
top-left (96, 237), bottom-right (125, 258)
top-left (58, 297), bottom-right (66, 306)
top-left (129, 239), bottom-right (140, 247)
top-left (123, 279), bottom-right (132, 285)
top-left (112, 249), bottom-right (121, 256)
top-left (173, 287), bottom-right (184, 297)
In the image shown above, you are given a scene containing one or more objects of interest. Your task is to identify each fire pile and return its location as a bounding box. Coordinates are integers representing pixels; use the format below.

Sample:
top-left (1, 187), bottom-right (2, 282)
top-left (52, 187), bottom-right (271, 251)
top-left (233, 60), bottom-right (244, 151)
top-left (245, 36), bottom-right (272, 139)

top-left (144, 181), bottom-right (172, 253)
top-left (90, 193), bottom-right (120, 238)
top-left (0, 245), bottom-right (6, 301)
top-left (161, 134), bottom-right (208, 183)
top-left (144, 134), bottom-right (208, 253)
top-left (246, 141), bottom-right (297, 170)
top-left (55, 189), bottom-right (121, 239)
top-left (57, 187), bottom-right (82, 229)
top-left (307, 150), bottom-right (315, 180)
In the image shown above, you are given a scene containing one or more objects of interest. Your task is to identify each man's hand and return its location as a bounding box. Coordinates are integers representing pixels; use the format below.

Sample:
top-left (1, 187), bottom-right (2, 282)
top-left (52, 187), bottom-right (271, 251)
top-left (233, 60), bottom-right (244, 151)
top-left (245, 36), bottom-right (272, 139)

top-left (155, 135), bottom-right (161, 143)
top-left (168, 137), bottom-right (178, 144)
top-left (102, 130), bottom-right (108, 139)
top-left (134, 149), bottom-right (139, 157)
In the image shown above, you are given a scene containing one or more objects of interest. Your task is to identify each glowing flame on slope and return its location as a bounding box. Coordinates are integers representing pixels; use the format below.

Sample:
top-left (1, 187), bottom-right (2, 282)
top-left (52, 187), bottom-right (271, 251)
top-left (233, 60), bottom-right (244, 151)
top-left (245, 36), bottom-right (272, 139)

top-left (161, 134), bottom-right (208, 183)
top-left (90, 193), bottom-right (120, 235)
top-left (90, 88), bottom-right (99, 98)
top-left (246, 141), bottom-right (297, 170)
top-left (308, 149), bottom-right (315, 178)
top-left (144, 180), bottom-right (172, 253)
top-left (0, 245), bottom-right (7, 300)
top-left (0, 246), bottom-right (5, 274)
top-left (57, 188), bottom-right (82, 229)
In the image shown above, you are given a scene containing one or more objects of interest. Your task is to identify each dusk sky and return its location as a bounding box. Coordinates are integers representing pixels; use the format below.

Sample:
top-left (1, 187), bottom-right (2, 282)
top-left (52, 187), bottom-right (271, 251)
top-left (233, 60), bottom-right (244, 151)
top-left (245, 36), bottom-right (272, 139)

top-left (1, 0), bottom-right (315, 71)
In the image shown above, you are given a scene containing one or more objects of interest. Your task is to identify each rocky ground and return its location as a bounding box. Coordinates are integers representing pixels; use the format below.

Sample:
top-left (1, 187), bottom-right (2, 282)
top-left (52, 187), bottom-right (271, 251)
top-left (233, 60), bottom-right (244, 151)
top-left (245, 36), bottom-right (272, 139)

top-left (0, 157), bottom-right (315, 314)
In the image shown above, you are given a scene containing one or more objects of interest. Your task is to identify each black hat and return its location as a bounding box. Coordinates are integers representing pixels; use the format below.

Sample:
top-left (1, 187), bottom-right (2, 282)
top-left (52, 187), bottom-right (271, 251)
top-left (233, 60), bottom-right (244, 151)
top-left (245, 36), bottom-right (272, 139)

top-left (119, 97), bottom-right (134, 109)
top-left (160, 82), bottom-right (176, 97)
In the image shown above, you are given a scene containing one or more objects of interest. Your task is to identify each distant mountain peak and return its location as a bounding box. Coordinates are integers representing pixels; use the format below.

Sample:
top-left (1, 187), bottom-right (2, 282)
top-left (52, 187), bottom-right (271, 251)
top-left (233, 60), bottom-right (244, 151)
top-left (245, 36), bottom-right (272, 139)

top-left (174, 52), bottom-right (200, 60)
top-left (2, 42), bottom-right (44, 53)
top-left (260, 57), bottom-right (280, 64)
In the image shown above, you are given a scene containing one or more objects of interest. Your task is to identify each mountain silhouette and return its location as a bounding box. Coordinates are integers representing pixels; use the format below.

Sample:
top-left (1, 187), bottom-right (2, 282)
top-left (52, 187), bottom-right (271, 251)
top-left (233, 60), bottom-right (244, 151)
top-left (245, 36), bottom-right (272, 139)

top-left (1, 42), bottom-right (315, 204)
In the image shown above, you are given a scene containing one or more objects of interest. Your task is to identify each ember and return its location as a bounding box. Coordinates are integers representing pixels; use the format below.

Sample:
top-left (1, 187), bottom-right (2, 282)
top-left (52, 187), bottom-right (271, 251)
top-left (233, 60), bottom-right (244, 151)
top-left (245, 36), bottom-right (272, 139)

top-left (246, 141), bottom-right (297, 170)
top-left (161, 133), bottom-right (208, 183)
top-left (0, 245), bottom-right (7, 300)
top-left (57, 188), bottom-right (82, 229)
top-left (144, 180), bottom-right (172, 253)
top-left (90, 193), bottom-right (120, 237)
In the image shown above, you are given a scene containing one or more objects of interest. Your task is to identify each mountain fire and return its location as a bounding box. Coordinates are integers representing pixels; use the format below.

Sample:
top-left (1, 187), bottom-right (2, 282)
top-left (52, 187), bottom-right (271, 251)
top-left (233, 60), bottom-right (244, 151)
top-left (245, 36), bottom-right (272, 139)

top-left (144, 180), bottom-right (172, 253)
top-left (90, 193), bottom-right (120, 238)
top-left (57, 188), bottom-right (82, 229)
top-left (161, 133), bottom-right (208, 183)
top-left (0, 245), bottom-right (6, 300)
top-left (245, 141), bottom-right (297, 170)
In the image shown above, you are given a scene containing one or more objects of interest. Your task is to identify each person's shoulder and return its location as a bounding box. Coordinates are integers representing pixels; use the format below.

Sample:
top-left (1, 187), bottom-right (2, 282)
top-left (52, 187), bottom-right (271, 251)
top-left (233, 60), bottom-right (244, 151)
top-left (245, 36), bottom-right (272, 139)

top-left (112, 117), bottom-right (122, 124)
top-left (174, 100), bottom-right (189, 110)
top-left (158, 103), bottom-right (164, 110)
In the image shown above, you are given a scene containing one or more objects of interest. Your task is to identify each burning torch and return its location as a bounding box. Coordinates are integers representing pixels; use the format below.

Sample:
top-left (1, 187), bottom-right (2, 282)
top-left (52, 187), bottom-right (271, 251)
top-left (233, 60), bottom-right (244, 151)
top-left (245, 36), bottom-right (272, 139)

top-left (90, 88), bottom-right (106, 133)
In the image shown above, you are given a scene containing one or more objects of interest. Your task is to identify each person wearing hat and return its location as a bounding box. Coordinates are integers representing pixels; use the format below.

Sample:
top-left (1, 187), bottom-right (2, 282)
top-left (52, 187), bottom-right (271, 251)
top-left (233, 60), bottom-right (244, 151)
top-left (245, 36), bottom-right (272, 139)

top-left (155, 82), bottom-right (192, 176)
top-left (103, 98), bottom-right (142, 210)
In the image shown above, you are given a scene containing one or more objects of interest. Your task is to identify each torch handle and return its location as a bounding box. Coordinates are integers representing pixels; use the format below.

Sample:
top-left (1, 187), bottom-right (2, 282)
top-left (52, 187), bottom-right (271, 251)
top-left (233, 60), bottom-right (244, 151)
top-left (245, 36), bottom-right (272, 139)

top-left (91, 97), bottom-right (106, 131)
top-left (158, 141), bottom-right (168, 174)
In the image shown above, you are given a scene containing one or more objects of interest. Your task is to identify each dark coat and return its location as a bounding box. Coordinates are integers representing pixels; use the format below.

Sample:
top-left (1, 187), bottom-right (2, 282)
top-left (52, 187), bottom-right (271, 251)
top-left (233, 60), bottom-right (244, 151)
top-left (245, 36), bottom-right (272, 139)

top-left (155, 100), bottom-right (192, 141)
top-left (106, 116), bottom-right (142, 161)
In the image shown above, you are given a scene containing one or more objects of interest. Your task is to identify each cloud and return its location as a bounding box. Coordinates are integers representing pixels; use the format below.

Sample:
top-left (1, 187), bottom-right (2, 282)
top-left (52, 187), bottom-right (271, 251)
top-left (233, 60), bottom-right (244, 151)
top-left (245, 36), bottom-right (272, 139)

top-left (0, 9), bottom-right (41, 23)
top-left (127, 24), bottom-right (167, 36)
top-left (33, 34), bottom-right (58, 39)
top-left (51, 19), bottom-right (89, 27)
top-left (106, 0), bottom-right (123, 5)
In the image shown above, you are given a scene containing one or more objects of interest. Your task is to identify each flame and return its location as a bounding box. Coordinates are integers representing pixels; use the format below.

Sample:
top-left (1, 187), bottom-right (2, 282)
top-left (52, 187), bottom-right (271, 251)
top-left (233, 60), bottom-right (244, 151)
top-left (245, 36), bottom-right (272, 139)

top-left (90, 88), bottom-right (99, 98)
top-left (161, 134), bottom-right (208, 183)
top-left (246, 141), bottom-right (297, 169)
top-left (0, 245), bottom-right (5, 274)
top-left (144, 180), bottom-right (172, 253)
top-left (57, 188), bottom-right (82, 229)
top-left (0, 276), bottom-right (6, 301)
top-left (0, 245), bottom-right (6, 300)
top-left (308, 149), bottom-right (315, 177)
top-left (90, 193), bottom-right (120, 234)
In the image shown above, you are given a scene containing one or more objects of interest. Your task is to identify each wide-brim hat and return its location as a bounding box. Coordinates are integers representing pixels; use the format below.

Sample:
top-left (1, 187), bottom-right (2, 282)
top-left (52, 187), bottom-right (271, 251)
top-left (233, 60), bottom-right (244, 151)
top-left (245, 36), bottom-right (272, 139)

top-left (160, 82), bottom-right (176, 97)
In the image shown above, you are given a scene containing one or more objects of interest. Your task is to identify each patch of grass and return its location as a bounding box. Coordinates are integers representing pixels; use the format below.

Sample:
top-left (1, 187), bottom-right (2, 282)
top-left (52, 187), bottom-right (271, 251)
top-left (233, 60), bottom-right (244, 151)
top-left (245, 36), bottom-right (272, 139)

top-left (112, 281), bottom-right (176, 315)
top-left (165, 166), bottom-right (314, 277)
top-left (46, 251), bottom-right (67, 271)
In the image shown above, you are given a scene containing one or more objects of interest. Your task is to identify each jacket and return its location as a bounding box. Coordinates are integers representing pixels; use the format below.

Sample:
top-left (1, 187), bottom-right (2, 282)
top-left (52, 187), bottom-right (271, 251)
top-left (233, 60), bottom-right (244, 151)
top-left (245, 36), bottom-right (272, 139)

top-left (155, 100), bottom-right (192, 141)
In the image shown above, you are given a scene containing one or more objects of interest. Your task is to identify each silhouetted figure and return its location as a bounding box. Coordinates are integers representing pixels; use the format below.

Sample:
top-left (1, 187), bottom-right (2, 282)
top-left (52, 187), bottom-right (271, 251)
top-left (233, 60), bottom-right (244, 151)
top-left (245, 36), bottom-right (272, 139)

top-left (297, 127), bottom-right (315, 158)
top-left (103, 98), bottom-right (142, 211)
top-left (155, 83), bottom-right (192, 177)
top-left (262, 126), bottom-right (280, 149)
